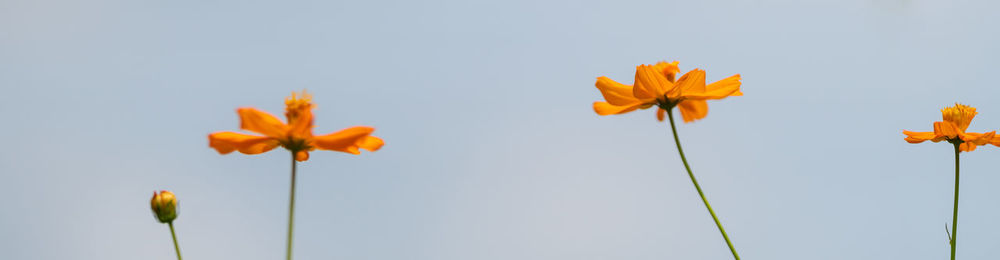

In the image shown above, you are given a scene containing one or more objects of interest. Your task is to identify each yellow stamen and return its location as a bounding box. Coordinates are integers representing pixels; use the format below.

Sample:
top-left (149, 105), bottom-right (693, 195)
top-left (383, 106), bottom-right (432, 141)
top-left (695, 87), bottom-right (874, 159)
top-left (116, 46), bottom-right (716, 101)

top-left (941, 103), bottom-right (977, 131)
top-left (284, 90), bottom-right (313, 121)
top-left (285, 90), bottom-right (313, 111)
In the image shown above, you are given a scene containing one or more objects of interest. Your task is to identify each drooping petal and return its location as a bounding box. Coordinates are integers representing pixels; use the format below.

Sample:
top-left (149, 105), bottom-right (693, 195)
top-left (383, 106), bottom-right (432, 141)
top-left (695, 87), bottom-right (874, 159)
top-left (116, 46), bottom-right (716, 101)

top-left (960, 142), bottom-right (977, 152)
top-left (208, 132), bottom-right (281, 155)
top-left (656, 108), bottom-right (666, 121)
top-left (633, 65), bottom-right (673, 99)
top-left (933, 121), bottom-right (961, 139)
top-left (677, 100), bottom-right (709, 123)
top-left (593, 101), bottom-right (644, 115)
top-left (673, 69), bottom-right (707, 96)
top-left (685, 74), bottom-right (743, 100)
top-left (902, 130), bottom-right (936, 144)
top-left (295, 150), bottom-right (310, 161)
top-left (313, 126), bottom-right (383, 154)
top-left (595, 76), bottom-right (641, 106)
top-left (237, 108), bottom-right (288, 138)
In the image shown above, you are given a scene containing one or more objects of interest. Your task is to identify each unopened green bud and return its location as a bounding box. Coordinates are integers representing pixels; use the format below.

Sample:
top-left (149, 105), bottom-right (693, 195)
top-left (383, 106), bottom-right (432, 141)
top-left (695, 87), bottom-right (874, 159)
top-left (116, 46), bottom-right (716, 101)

top-left (150, 190), bottom-right (178, 223)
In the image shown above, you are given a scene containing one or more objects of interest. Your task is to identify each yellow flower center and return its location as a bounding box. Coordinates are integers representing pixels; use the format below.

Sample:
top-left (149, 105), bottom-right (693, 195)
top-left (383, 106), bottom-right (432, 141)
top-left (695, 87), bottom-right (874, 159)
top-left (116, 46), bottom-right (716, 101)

top-left (280, 90), bottom-right (316, 152)
top-left (941, 103), bottom-right (977, 131)
top-left (284, 90), bottom-right (313, 121)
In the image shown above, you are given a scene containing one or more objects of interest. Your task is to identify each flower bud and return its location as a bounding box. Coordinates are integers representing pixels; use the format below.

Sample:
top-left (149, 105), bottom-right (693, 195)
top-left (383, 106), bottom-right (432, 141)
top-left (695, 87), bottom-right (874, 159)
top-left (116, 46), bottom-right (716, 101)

top-left (150, 190), bottom-right (178, 223)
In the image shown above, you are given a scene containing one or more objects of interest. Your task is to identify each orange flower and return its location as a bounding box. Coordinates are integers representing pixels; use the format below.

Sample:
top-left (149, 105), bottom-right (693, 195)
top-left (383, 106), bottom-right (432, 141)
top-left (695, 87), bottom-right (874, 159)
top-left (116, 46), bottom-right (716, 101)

top-left (592, 61), bottom-right (742, 122)
top-left (903, 103), bottom-right (997, 152)
top-left (209, 91), bottom-right (384, 161)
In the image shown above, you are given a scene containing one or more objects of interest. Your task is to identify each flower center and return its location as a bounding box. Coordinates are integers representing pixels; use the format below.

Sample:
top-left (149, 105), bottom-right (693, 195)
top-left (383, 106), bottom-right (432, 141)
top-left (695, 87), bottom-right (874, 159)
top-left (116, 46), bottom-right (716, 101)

top-left (941, 103), bottom-right (977, 131)
top-left (285, 90), bottom-right (313, 121)
top-left (280, 137), bottom-right (312, 152)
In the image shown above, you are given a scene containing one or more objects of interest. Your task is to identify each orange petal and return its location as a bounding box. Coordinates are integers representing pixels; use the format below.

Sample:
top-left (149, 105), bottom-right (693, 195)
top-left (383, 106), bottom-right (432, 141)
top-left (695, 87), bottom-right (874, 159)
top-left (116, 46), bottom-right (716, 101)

top-left (313, 126), bottom-right (383, 154)
top-left (960, 142), bottom-right (977, 152)
top-left (238, 108), bottom-right (288, 138)
top-left (208, 132), bottom-right (280, 155)
top-left (633, 65), bottom-right (673, 100)
top-left (933, 121), bottom-right (960, 139)
top-left (653, 61), bottom-right (680, 82)
top-left (979, 131), bottom-right (995, 144)
top-left (593, 101), bottom-right (643, 116)
top-left (295, 150), bottom-right (310, 161)
top-left (357, 136), bottom-right (385, 152)
top-left (674, 69), bottom-right (707, 95)
top-left (287, 105), bottom-right (314, 138)
top-left (677, 100), bottom-right (708, 123)
top-left (902, 130), bottom-right (936, 144)
top-left (595, 77), bottom-right (640, 106)
top-left (991, 134), bottom-right (1000, 147)
top-left (656, 108), bottom-right (666, 121)
top-left (962, 131), bottom-right (995, 145)
top-left (685, 74), bottom-right (742, 100)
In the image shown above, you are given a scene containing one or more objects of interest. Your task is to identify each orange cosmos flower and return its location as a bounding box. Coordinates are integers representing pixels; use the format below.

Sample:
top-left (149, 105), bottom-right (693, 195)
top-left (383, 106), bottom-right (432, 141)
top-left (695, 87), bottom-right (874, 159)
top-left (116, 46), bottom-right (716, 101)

top-left (209, 91), bottom-right (384, 161)
top-left (903, 103), bottom-right (997, 152)
top-left (592, 61), bottom-right (742, 122)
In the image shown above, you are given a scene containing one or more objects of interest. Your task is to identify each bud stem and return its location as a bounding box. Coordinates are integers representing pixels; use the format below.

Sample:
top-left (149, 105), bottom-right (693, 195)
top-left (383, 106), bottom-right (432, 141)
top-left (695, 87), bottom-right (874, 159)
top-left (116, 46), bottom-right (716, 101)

top-left (286, 152), bottom-right (298, 260)
top-left (168, 221), bottom-right (182, 260)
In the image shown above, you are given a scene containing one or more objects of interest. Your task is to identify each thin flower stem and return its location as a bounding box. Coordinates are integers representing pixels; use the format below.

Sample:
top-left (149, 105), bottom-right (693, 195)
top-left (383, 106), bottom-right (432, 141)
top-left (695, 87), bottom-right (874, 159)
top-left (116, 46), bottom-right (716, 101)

top-left (287, 152), bottom-right (298, 260)
top-left (168, 222), bottom-right (182, 260)
top-left (950, 143), bottom-right (960, 260)
top-left (666, 109), bottom-right (740, 260)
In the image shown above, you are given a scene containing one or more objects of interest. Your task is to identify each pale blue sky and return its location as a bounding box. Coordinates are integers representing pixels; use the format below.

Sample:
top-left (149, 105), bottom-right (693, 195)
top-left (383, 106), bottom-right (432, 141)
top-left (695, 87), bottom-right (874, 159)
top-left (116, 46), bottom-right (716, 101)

top-left (2, 0), bottom-right (1000, 259)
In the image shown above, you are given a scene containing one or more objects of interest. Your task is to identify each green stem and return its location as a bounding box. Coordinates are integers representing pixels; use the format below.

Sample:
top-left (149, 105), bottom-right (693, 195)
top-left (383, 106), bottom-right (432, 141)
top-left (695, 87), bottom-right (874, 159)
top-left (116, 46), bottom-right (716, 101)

top-left (666, 108), bottom-right (740, 260)
top-left (168, 222), bottom-right (182, 260)
top-left (950, 142), bottom-right (960, 260)
top-left (287, 152), bottom-right (298, 260)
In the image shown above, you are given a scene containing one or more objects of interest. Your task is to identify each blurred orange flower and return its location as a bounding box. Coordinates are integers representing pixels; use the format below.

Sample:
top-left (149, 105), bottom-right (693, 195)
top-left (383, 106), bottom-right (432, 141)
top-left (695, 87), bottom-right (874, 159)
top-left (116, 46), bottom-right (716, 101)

top-left (592, 61), bottom-right (742, 122)
top-left (209, 91), bottom-right (383, 161)
top-left (903, 103), bottom-right (997, 152)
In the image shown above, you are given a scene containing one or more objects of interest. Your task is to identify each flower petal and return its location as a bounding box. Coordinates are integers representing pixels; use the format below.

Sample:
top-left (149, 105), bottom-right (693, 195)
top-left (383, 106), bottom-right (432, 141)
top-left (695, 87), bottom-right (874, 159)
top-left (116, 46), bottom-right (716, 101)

top-left (357, 136), bottom-right (385, 151)
top-left (238, 108), bottom-right (288, 138)
top-left (962, 131), bottom-right (995, 145)
top-left (654, 61), bottom-right (680, 82)
top-left (960, 142), bottom-right (977, 152)
top-left (313, 126), bottom-right (383, 154)
top-left (677, 100), bottom-right (708, 123)
top-left (991, 134), bottom-right (1000, 147)
top-left (933, 121), bottom-right (961, 139)
top-left (287, 105), bottom-right (314, 138)
top-left (208, 132), bottom-right (280, 155)
top-left (633, 65), bottom-right (673, 99)
top-left (593, 101), bottom-right (643, 116)
top-left (595, 77), bottom-right (640, 106)
top-left (656, 108), bottom-right (666, 121)
top-left (674, 69), bottom-right (707, 95)
top-left (902, 130), bottom-right (936, 144)
top-left (685, 74), bottom-right (742, 100)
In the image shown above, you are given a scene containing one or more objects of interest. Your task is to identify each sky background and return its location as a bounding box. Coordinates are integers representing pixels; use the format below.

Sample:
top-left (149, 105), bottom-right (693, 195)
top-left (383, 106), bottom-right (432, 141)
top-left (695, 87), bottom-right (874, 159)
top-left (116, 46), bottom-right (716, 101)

top-left (2, 0), bottom-right (1000, 259)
